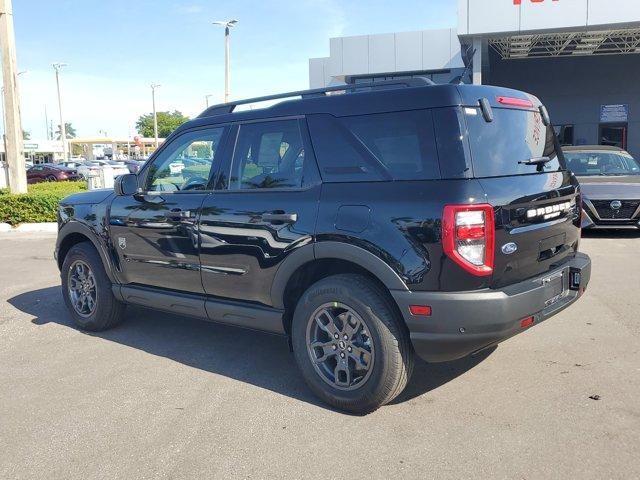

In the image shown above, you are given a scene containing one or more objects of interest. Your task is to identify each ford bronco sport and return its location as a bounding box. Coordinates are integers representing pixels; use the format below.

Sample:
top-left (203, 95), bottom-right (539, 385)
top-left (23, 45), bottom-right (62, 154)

top-left (56, 79), bottom-right (591, 413)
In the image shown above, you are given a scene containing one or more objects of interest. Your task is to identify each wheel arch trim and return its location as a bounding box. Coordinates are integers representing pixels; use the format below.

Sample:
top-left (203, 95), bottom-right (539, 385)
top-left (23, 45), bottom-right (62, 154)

top-left (270, 240), bottom-right (409, 310)
top-left (57, 221), bottom-right (118, 284)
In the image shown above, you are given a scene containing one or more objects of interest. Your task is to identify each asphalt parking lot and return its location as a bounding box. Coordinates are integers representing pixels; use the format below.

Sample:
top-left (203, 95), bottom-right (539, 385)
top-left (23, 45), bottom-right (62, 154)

top-left (1, 231), bottom-right (639, 479)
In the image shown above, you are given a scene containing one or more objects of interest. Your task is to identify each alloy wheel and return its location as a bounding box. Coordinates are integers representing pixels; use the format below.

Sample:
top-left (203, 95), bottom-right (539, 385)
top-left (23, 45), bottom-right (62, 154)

top-left (68, 260), bottom-right (98, 317)
top-left (306, 302), bottom-right (375, 391)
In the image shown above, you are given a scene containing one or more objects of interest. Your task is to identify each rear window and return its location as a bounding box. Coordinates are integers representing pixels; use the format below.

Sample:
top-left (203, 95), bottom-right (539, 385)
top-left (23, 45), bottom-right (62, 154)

top-left (308, 110), bottom-right (440, 182)
top-left (564, 151), bottom-right (640, 176)
top-left (464, 107), bottom-right (563, 177)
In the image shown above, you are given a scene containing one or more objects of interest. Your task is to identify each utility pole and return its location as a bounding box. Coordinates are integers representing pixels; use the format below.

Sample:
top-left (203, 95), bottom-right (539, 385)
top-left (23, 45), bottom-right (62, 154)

top-left (52, 62), bottom-right (68, 161)
top-left (1, 86), bottom-right (7, 163)
top-left (0, 0), bottom-right (26, 193)
top-left (1, 71), bottom-right (24, 158)
top-left (44, 105), bottom-right (49, 140)
top-left (213, 20), bottom-right (237, 103)
top-left (151, 84), bottom-right (160, 148)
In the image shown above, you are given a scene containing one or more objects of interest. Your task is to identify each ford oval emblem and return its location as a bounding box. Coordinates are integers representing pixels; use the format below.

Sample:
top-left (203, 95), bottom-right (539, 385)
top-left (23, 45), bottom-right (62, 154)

top-left (501, 242), bottom-right (518, 255)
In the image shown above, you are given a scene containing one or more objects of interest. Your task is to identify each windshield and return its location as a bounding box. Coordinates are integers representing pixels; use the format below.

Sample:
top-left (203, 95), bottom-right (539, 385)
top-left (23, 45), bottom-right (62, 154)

top-left (564, 151), bottom-right (640, 176)
top-left (464, 107), bottom-right (563, 177)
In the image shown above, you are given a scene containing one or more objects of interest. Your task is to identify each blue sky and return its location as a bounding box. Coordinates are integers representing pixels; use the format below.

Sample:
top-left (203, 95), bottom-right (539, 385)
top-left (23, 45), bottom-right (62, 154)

top-left (14, 0), bottom-right (457, 139)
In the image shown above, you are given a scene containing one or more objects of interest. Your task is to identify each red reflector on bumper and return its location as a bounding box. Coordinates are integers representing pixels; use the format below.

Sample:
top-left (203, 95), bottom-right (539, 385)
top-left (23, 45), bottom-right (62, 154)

top-left (520, 316), bottom-right (535, 328)
top-left (409, 305), bottom-right (432, 316)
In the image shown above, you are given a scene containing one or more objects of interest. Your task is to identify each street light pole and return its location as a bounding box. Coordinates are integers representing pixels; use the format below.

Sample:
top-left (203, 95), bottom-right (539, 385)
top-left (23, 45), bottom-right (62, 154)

top-left (0, 0), bottom-right (27, 193)
top-left (52, 62), bottom-right (68, 161)
top-left (151, 84), bottom-right (160, 148)
top-left (44, 105), bottom-right (49, 140)
top-left (213, 20), bottom-right (238, 103)
top-left (205, 94), bottom-right (213, 108)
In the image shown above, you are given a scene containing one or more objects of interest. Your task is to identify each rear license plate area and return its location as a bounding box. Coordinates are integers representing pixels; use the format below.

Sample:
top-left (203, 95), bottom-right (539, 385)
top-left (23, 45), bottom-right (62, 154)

top-left (542, 271), bottom-right (565, 307)
top-left (538, 233), bottom-right (567, 261)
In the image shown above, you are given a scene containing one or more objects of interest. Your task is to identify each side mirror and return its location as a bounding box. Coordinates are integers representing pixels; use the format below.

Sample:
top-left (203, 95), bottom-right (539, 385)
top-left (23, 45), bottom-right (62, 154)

top-left (114, 173), bottom-right (138, 196)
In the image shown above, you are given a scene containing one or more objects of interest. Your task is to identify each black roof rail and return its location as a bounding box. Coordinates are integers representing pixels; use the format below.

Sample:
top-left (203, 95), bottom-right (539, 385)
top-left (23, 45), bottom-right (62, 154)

top-left (198, 76), bottom-right (436, 118)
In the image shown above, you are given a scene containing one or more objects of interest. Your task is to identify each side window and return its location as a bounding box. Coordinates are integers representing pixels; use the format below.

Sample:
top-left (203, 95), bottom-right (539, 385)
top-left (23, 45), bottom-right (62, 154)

top-left (432, 107), bottom-right (472, 179)
top-left (229, 120), bottom-right (305, 190)
top-left (145, 127), bottom-right (225, 192)
top-left (307, 110), bottom-right (440, 182)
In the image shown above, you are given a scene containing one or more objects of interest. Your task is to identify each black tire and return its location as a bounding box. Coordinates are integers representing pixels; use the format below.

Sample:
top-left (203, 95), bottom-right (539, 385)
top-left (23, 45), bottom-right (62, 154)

top-left (292, 274), bottom-right (414, 414)
top-left (61, 242), bottom-right (126, 331)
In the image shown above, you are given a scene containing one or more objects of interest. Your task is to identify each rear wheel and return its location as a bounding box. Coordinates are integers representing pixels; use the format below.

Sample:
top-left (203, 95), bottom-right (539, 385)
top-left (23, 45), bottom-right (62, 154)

top-left (292, 274), bottom-right (414, 414)
top-left (61, 242), bottom-right (125, 331)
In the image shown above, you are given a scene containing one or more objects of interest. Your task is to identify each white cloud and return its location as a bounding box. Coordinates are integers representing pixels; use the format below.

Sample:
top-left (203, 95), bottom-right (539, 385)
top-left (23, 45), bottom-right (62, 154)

top-left (17, 59), bottom-right (311, 141)
top-left (176, 3), bottom-right (204, 15)
top-left (300, 0), bottom-right (347, 38)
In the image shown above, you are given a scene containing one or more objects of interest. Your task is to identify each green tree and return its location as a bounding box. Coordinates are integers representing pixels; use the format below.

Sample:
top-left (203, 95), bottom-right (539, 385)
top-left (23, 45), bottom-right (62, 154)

top-left (23, 130), bottom-right (30, 140)
top-left (136, 110), bottom-right (189, 138)
top-left (55, 123), bottom-right (76, 140)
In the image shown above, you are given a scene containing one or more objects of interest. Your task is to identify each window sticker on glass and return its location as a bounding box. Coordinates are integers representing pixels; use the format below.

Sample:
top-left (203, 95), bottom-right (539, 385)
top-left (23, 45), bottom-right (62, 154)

top-left (464, 107), bottom-right (478, 116)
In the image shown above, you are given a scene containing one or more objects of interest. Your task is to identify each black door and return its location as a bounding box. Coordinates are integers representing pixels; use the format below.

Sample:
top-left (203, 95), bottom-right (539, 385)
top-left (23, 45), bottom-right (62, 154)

top-left (109, 126), bottom-right (228, 293)
top-left (199, 118), bottom-right (321, 306)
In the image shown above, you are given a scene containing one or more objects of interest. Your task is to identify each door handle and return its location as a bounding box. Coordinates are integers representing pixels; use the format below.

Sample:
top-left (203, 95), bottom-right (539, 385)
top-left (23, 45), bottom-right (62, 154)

top-left (262, 212), bottom-right (298, 224)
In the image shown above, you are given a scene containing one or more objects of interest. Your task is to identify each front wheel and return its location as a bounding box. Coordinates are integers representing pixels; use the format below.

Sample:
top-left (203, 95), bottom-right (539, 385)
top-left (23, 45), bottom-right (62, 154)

top-left (292, 274), bottom-right (414, 414)
top-left (61, 242), bottom-right (126, 331)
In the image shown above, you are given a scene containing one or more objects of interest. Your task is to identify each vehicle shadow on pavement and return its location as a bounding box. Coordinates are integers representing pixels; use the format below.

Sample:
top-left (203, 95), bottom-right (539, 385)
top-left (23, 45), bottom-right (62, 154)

top-left (9, 286), bottom-right (492, 413)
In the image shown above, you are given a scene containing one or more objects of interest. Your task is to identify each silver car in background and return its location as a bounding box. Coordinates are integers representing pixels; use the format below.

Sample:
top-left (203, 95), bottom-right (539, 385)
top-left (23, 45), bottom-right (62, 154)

top-left (564, 146), bottom-right (640, 230)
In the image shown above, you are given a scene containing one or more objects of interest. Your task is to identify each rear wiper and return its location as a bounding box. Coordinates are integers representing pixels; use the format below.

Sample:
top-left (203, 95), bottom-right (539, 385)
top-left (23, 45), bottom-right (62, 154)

top-left (518, 156), bottom-right (552, 166)
top-left (518, 156), bottom-right (552, 172)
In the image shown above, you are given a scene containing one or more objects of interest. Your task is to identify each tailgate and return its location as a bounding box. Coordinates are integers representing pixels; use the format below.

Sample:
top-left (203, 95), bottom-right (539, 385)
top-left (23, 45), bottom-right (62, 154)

top-left (479, 171), bottom-right (581, 288)
top-left (461, 89), bottom-right (581, 288)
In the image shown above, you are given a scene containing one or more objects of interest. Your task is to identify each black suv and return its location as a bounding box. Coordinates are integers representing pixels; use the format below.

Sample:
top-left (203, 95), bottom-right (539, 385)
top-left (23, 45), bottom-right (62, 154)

top-left (56, 79), bottom-right (591, 413)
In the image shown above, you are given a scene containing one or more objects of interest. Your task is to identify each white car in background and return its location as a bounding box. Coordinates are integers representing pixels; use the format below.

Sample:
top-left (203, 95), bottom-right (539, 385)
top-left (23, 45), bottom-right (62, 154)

top-left (75, 160), bottom-right (129, 180)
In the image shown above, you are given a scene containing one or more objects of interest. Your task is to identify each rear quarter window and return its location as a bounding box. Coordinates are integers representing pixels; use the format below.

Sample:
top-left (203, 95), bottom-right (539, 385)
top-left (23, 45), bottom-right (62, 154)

top-left (308, 110), bottom-right (440, 182)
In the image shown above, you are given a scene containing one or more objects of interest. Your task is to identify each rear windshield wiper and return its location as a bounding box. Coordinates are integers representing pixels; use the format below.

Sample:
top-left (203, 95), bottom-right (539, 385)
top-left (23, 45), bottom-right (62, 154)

top-left (518, 156), bottom-right (552, 172)
top-left (518, 156), bottom-right (552, 166)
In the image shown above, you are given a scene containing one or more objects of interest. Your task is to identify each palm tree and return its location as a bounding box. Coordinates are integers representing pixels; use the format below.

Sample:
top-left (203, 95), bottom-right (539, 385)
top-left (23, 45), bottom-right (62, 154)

top-left (55, 123), bottom-right (77, 140)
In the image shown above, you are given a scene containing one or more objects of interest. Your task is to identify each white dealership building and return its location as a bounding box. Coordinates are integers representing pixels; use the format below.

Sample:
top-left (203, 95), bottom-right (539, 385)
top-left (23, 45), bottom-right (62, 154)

top-left (309, 0), bottom-right (640, 157)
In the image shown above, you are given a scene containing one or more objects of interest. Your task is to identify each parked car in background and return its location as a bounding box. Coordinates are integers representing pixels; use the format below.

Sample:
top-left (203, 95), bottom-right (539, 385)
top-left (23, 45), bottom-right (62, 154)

top-left (76, 160), bottom-right (129, 180)
top-left (564, 146), bottom-right (640, 229)
top-left (59, 160), bottom-right (84, 170)
top-left (27, 164), bottom-right (81, 183)
top-left (118, 159), bottom-right (146, 174)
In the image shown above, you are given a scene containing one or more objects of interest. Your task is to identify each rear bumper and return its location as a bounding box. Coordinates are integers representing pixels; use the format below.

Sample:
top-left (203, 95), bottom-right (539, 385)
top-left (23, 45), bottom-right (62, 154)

top-left (391, 252), bottom-right (591, 363)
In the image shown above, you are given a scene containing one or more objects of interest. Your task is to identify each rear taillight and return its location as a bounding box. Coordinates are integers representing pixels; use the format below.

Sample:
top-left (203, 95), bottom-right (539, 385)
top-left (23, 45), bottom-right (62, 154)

top-left (442, 204), bottom-right (495, 277)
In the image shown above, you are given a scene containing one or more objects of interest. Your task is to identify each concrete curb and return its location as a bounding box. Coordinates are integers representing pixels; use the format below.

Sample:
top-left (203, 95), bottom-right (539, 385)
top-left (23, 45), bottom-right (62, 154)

top-left (0, 222), bottom-right (57, 233)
